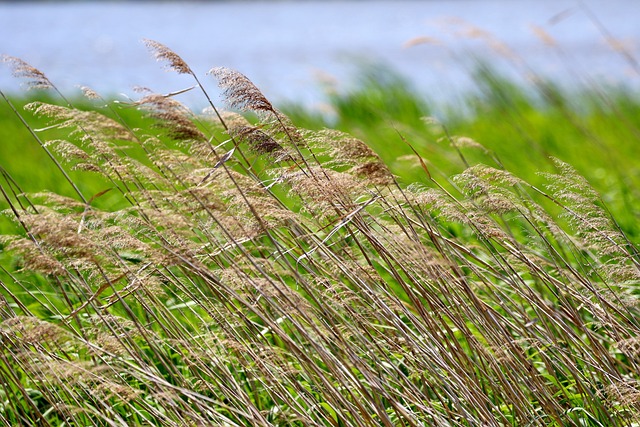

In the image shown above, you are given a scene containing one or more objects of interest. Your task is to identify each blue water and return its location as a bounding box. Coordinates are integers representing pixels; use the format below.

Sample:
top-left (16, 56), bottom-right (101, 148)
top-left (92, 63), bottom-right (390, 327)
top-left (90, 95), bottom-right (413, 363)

top-left (1, 0), bottom-right (638, 109)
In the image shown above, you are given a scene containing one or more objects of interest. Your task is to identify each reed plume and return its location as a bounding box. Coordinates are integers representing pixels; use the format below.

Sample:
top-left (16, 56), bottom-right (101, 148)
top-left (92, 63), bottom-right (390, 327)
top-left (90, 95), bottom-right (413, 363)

top-left (2, 55), bottom-right (54, 90)
top-left (209, 66), bottom-right (274, 114)
top-left (143, 39), bottom-right (193, 75)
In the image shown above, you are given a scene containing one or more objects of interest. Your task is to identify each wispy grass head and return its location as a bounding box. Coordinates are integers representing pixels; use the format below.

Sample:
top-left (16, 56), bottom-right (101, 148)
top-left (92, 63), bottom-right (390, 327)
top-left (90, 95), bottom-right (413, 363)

top-left (143, 38), bottom-right (193, 75)
top-left (208, 66), bottom-right (274, 114)
top-left (1, 55), bottom-right (53, 90)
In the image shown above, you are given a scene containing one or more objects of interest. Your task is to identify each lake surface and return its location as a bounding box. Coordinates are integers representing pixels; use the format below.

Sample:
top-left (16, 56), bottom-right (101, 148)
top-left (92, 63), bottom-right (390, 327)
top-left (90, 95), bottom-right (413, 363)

top-left (1, 0), bottom-right (639, 109)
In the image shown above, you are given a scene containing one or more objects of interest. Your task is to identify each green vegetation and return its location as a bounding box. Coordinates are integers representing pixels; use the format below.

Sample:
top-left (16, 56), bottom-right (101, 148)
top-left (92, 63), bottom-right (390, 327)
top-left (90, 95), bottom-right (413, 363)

top-left (0, 42), bottom-right (639, 426)
top-left (284, 63), bottom-right (640, 240)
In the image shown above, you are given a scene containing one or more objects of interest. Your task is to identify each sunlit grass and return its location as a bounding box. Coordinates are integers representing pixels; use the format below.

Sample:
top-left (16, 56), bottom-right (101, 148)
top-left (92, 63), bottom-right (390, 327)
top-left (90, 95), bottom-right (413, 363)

top-left (0, 42), bottom-right (639, 426)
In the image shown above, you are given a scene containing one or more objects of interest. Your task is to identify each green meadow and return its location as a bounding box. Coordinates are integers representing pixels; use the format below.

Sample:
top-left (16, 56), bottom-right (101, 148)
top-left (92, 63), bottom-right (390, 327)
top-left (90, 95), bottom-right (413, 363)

top-left (3, 66), bottom-right (638, 236)
top-left (0, 45), bottom-right (639, 426)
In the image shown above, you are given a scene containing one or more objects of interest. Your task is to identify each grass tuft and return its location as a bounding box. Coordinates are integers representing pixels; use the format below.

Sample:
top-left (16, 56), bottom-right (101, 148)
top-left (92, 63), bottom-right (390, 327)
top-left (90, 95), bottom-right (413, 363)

top-left (0, 39), bottom-right (639, 426)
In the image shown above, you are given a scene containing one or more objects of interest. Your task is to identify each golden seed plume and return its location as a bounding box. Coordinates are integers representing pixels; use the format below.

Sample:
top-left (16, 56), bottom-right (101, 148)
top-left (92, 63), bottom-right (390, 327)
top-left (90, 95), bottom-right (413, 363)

top-left (229, 125), bottom-right (283, 155)
top-left (78, 85), bottom-right (101, 100)
top-left (137, 93), bottom-right (207, 142)
top-left (2, 55), bottom-right (53, 90)
top-left (208, 67), bottom-right (274, 113)
top-left (143, 39), bottom-right (193, 75)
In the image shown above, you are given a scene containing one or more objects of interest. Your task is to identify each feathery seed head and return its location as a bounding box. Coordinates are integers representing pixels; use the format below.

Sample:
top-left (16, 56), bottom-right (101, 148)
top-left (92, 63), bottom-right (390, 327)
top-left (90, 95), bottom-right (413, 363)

top-left (137, 93), bottom-right (207, 142)
top-left (143, 39), bottom-right (193, 74)
top-left (229, 125), bottom-right (283, 155)
top-left (208, 67), bottom-right (274, 113)
top-left (79, 85), bottom-right (102, 100)
top-left (349, 161), bottom-right (394, 186)
top-left (2, 55), bottom-right (53, 90)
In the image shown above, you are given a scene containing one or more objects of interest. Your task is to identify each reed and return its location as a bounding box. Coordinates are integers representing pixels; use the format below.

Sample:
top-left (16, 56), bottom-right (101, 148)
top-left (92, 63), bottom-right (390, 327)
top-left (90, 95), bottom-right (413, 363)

top-left (0, 40), bottom-right (639, 427)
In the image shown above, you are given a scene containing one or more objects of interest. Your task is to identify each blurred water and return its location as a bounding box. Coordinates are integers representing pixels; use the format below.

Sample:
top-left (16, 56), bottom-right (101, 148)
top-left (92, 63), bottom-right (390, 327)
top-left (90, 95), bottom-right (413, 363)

top-left (1, 0), bottom-right (638, 110)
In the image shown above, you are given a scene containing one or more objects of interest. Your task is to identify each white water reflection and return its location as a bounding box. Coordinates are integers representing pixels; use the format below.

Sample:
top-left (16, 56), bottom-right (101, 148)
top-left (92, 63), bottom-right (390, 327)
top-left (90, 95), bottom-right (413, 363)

top-left (1, 1), bottom-right (638, 109)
